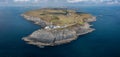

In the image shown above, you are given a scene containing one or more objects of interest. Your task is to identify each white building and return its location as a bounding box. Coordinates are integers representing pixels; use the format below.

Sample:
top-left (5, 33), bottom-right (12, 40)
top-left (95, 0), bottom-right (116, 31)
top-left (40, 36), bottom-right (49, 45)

top-left (45, 25), bottom-right (61, 30)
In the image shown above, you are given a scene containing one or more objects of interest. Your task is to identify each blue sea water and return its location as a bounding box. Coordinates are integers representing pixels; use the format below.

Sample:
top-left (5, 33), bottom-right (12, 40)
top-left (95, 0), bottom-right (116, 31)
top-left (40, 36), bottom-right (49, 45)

top-left (0, 6), bottom-right (120, 57)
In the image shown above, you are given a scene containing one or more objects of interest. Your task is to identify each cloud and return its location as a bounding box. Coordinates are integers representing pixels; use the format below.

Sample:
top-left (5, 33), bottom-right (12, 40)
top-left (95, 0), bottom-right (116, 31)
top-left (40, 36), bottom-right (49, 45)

top-left (67, 0), bottom-right (120, 4)
top-left (0, 0), bottom-right (120, 6)
top-left (0, 0), bottom-right (8, 3)
top-left (14, 0), bottom-right (30, 2)
top-left (67, 0), bottom-right (84, 3)
top-left (12, 0), bottom-right (120, 4)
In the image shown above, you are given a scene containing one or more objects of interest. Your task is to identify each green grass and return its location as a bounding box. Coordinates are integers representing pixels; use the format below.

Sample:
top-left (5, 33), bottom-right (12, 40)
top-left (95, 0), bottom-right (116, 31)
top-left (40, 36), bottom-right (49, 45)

top-left (24, 8), bottom-right (93, 26)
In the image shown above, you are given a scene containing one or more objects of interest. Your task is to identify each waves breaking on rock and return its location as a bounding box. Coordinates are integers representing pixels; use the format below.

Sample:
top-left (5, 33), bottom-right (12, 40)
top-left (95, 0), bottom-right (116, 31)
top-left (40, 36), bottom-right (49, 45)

top-left (21, 11), bottom-right (96, 48)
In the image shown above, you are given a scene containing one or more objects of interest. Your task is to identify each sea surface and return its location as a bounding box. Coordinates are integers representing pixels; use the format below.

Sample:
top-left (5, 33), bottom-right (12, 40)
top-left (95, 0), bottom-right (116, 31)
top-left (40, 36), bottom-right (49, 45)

top-left (0, 6), bottom-right (120, 57)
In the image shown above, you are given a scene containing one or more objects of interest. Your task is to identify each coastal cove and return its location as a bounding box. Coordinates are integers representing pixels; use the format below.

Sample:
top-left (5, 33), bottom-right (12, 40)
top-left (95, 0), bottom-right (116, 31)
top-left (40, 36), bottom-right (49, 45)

top-left (0, 6), bottom-right (120, 57)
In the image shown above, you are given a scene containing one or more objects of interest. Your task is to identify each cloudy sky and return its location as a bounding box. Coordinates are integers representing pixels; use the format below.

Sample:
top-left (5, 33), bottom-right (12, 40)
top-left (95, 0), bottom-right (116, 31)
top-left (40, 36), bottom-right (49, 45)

top-left (0, 0), bottom-right (120, 6)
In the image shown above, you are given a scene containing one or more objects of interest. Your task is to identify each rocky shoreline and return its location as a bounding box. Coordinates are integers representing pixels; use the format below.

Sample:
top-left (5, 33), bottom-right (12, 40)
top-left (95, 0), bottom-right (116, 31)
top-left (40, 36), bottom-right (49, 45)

top-left (21, 12), bottom-right (96, 48)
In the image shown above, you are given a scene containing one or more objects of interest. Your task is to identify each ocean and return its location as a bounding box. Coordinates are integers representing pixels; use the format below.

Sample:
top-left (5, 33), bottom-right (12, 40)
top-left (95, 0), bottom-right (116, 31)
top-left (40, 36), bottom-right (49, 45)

top-left (0, 6), bottom-right (120, 57)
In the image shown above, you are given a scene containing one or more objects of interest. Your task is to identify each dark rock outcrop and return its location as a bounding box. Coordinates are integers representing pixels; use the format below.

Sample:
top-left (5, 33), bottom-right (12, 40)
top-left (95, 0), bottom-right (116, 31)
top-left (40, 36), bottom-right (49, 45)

top-left (21, 13), bottom-right (96, 48)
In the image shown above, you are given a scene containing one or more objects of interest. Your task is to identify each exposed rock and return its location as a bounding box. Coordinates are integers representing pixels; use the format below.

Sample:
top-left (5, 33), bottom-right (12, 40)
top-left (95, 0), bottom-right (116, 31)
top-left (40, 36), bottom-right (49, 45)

top-left (21, 9), bottom-right (96, 48)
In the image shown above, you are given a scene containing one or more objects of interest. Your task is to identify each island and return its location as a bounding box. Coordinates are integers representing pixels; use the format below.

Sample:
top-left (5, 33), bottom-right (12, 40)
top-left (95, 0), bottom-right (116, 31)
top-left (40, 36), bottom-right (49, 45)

top-left (21, 8), bottom-right (96, 48)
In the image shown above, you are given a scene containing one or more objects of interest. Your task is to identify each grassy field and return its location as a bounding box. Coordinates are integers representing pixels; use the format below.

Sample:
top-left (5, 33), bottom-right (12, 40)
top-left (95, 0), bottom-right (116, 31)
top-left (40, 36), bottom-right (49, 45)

top-left (24, 8), bottom-right (93, 26)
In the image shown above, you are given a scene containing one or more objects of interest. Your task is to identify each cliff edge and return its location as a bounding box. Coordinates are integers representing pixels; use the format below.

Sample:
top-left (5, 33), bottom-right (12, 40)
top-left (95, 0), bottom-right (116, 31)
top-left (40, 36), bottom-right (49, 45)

top-left (21, 8), bottom-right (96, 48)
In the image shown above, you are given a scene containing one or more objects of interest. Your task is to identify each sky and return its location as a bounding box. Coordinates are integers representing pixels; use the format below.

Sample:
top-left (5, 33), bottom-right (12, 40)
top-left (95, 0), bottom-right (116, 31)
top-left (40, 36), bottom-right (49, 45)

top-left (0, 0), bottom-right (120, 6)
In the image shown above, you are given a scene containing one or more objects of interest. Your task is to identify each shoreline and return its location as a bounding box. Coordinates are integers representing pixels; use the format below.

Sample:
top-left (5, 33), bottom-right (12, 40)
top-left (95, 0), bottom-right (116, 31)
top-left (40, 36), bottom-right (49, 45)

top-left (21, 10), bottom-right (96, 48)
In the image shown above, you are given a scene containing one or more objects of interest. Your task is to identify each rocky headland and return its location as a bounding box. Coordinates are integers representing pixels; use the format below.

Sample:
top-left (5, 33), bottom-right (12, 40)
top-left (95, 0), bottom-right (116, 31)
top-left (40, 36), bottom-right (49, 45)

top-left (21, 8), bottom-right (96, 48)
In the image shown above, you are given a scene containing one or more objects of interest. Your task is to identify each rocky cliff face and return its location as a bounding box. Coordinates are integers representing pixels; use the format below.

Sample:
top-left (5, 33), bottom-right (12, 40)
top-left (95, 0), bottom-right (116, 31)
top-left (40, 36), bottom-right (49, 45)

top-left (22, 14), bottom-right (96, 48)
